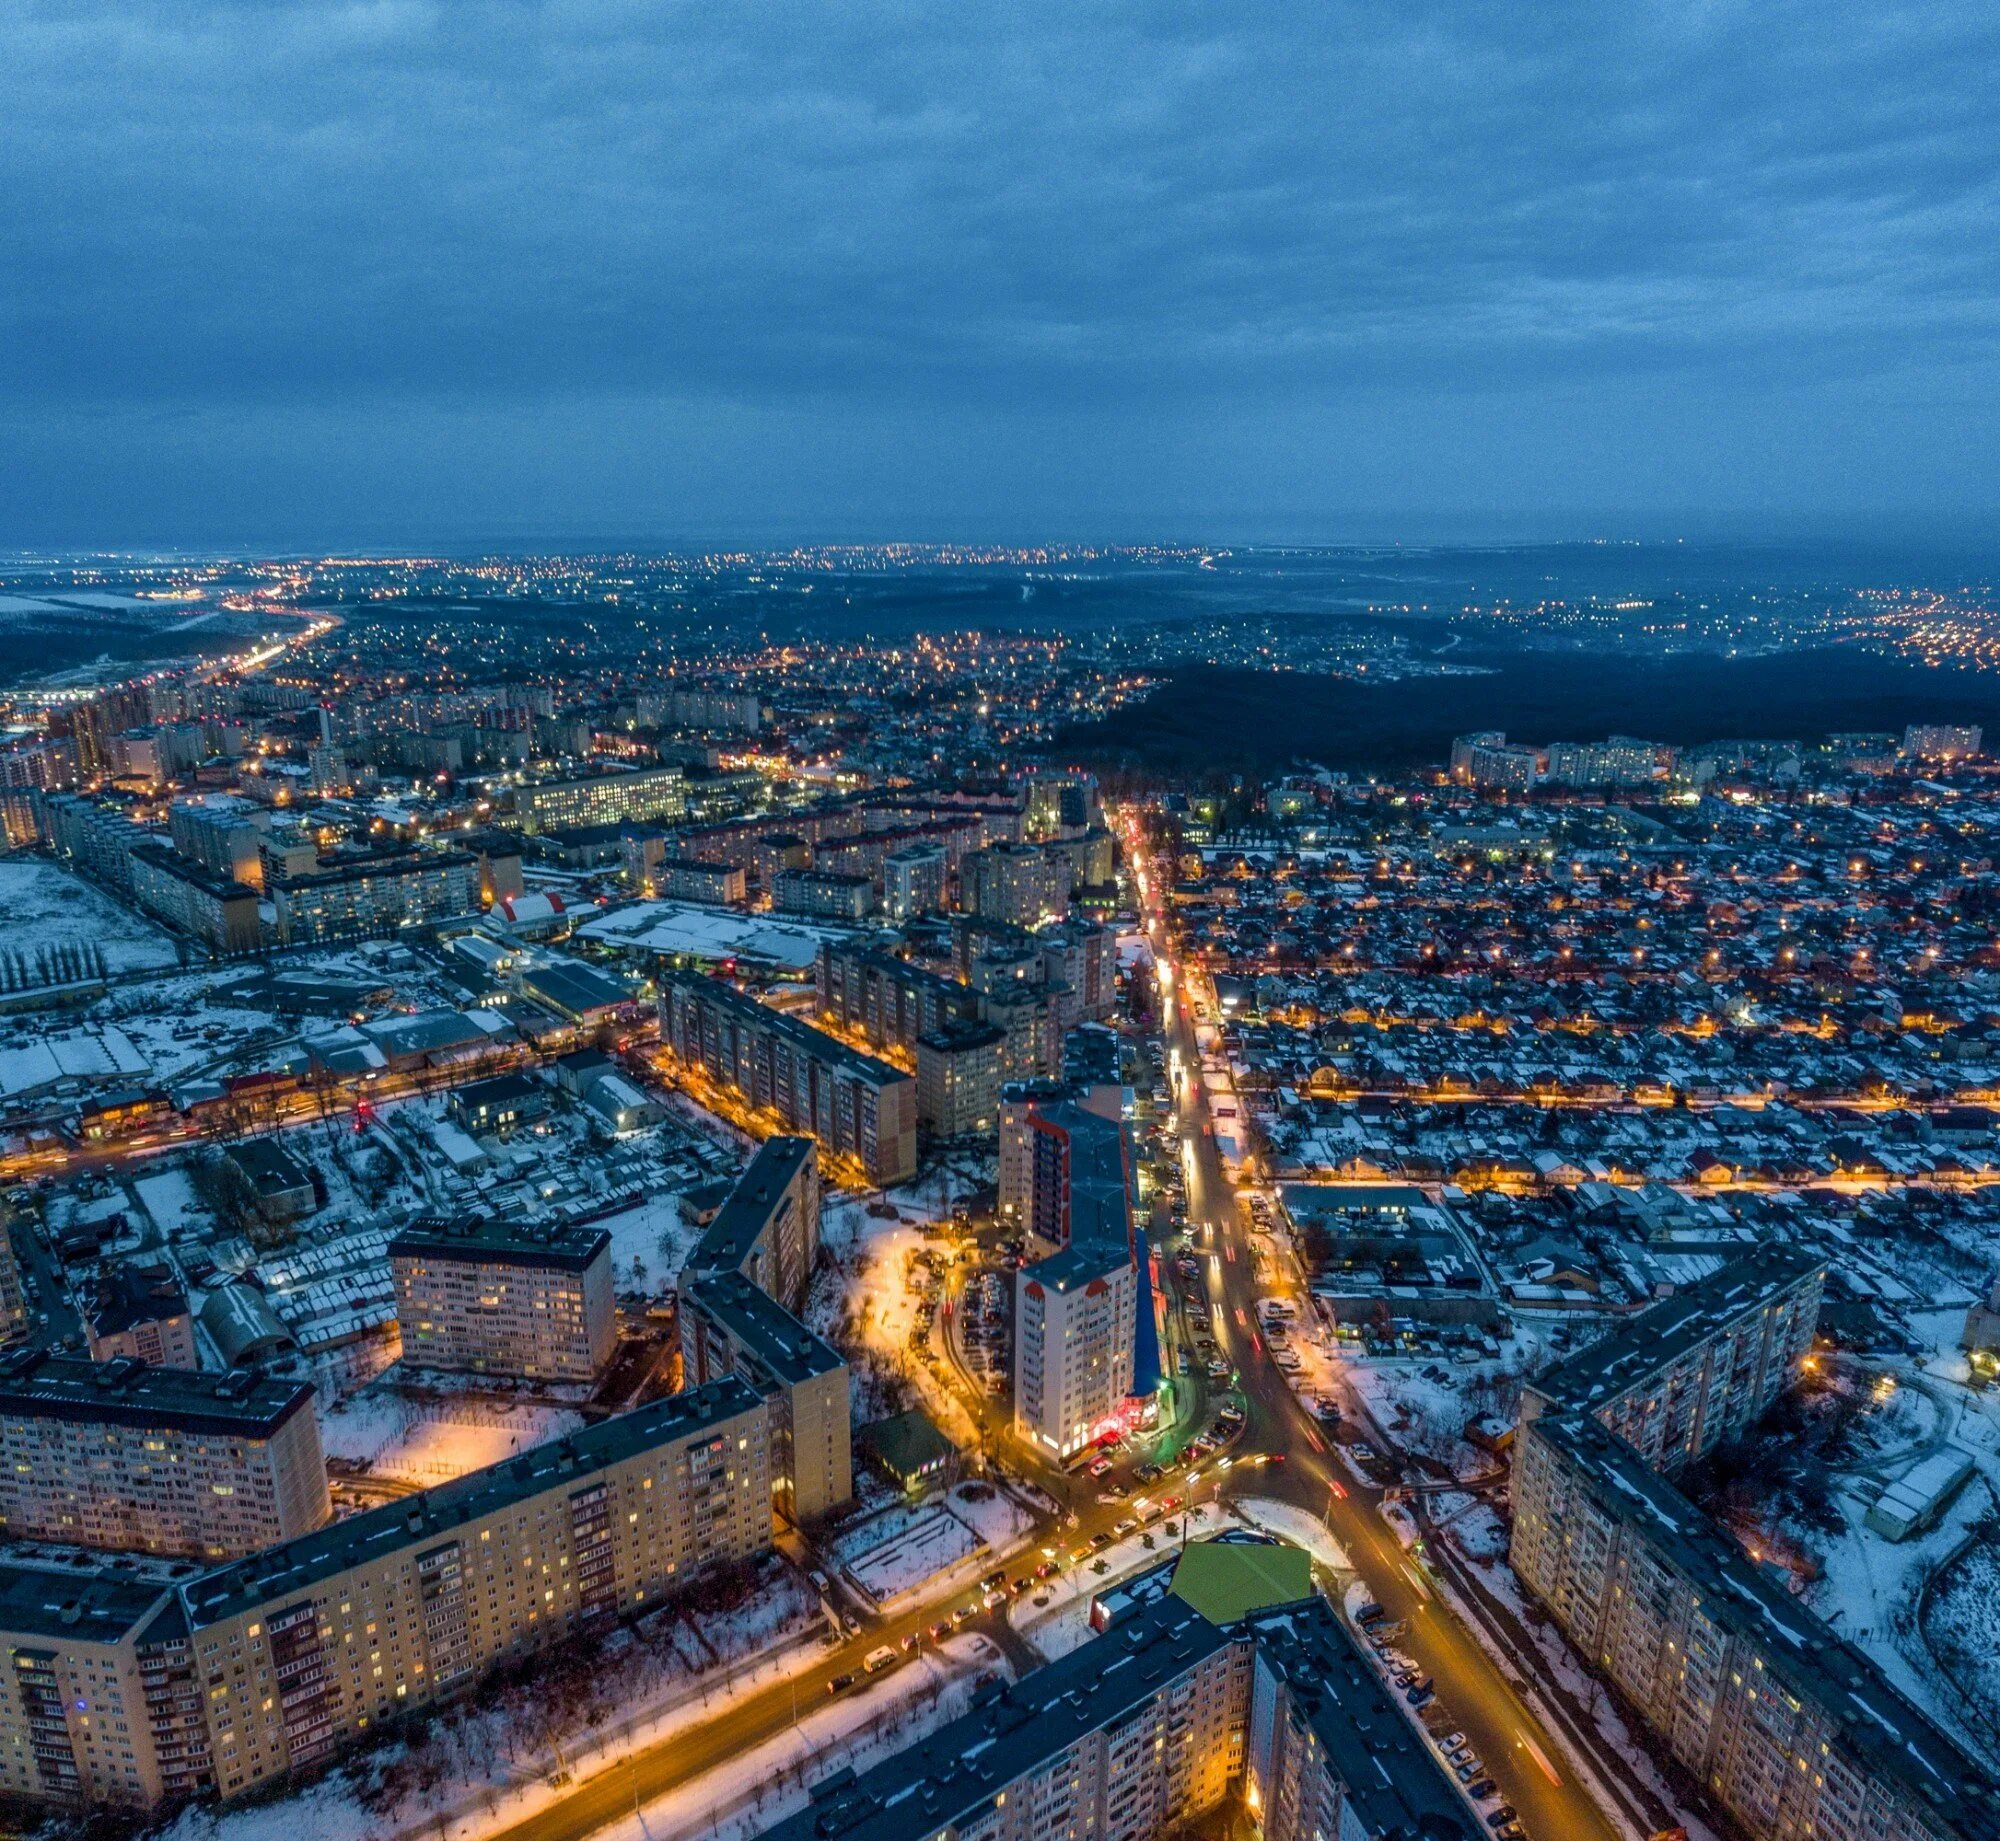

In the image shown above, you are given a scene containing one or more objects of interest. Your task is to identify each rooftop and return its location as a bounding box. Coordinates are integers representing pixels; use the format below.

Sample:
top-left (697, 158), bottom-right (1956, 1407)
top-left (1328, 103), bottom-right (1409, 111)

top-left (182, 1377), bottom-right (761, 1630)
top-left (1527, 1242), bottom-right (1825, 1415)
top-left (0, 1350), bottom-right (314, 1440)
top-left (689, 1136), bottom-right (816, 1280)
top-left (1533, 1412), bottom-right (2000, 1838)
top-left (753, 1597), bottom-right (1236, 1841)
top-left (388, 1214), bottom-right (612, 1273)
top-left (682, 1271), bottom-right (844, 1385)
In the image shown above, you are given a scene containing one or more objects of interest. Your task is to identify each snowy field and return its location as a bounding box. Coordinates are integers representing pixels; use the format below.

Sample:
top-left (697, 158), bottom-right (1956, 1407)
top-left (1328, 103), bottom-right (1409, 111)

top-left (0, 855), bottom-right (179, 975)
top-left (597, 1191), bottom-right (692, 1293)
top-left (320, 1391), bottom-right (587, 1484)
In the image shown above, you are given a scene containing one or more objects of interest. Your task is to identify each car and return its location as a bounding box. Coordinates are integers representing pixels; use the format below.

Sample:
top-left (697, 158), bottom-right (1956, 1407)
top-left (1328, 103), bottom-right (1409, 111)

top-left (1090, 1530), bottom-right (1113, 1550)
top-left (1088, 1457), bottom-right (1114, 1478)
top-left (826, 1673), bottom-right (856, 1696)
top-left (950, 1604), bottom-right (976, 1625)
top-left (900, 1630), bottom-right (922, 1651)
top-left (1495, 1826), bottom-right (1524, 1841)
top-left (981, 1568), bottom-right (1008, 1591)
top-left (1035, 1559), bottom-right (1060, 1579)
top-left (864, 1645), bottom-right (899, 1674)
top-left (1446, 1747), bottom-right (1473, 1766)
top-left (1434, 1730), bottom-right (1465, 1751)
top-left (929, 1621), bottom-right (952, 1642)
top-left (1392, 1669), bottom-right (1417, 1688)
top-left (1454, 1760), bottom-right (1483, 1783)
top-left (1114, 1517), bottom-right (1138, 1537)
top-left (1070, 1544), bottom-right (1094, 1565)
top-left (1485, 1808), bottom-right (1517, 1830)
top-left (1355, 1602), bottom-right (1387, 1627)
top-left (1406, 1685), bottom-right (1435, 1709)
top-left (1466, 1779), bottom-right (1497, 1801)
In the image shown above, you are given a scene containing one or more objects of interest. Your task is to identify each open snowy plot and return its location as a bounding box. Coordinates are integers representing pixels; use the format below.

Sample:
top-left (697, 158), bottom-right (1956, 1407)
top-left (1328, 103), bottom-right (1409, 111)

top-left (133, 1167), bottom-right (213, 1241)
top-left (0, 855), bottom-right (179, 975)
top-left (597, 1190), bottom-right (692, 1293)
top-left (320, 1388), bottom-right (585, 1483)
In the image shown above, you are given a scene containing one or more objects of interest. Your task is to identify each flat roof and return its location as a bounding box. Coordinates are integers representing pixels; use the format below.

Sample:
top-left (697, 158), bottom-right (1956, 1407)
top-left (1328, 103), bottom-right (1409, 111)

top-left (388, 1214), bottom-right (612, 1273)
top-left (1532, 1412), bottom-right (2000, 1836)
top-left (665, 973), bottom-right (912, 1087)
top-left (682, 1272), bottom-right (844, 1385)
top-left (0, 1350), bottom-right (314, 1440)
top-left (182, 1377), bottom-right (762, 1631)
top-left (1241, 1602), bottom-right (1474, 1839)
top-left (1528, 1243), bottom-right (1824, 1416)
top-left (1168, 1539), bottom-right (1314, 1627)
top-left (1030, 1100), bottom-right (1132, 1255)
top-left (754, 1597), bottom-right (1235, 1841)
top-left (689, 1137), bottom-right (816, 1280)
top-left (0, 1562), bottom-right (174, 1647)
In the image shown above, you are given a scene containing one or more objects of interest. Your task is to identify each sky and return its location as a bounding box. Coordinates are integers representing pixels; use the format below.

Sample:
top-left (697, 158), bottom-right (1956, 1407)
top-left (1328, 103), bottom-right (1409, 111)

top-left (2, 0), bottom-right (1997, 549)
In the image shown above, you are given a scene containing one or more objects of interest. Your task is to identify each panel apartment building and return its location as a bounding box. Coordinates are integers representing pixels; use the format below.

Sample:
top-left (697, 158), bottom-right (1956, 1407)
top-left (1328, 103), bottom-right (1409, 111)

top-left (0, 1379), bottom-right (770, 1813)
top-left (1516, 1243), bottom-right (1826, 1474)
top-left (1509, 1249), bottom-right (2000, 1841)
top-left (388, 1216), bottom-right (618, 1383)
top-left (270, 849), bottom-right (478, 945)
top-left (679, 1138), bottom-right (850, 1524)
top-left (754, 1594), bottom-right (1471, 1841)
top-left (1513, 1413), bottom-right (1998, 1841)
top-left (0, 1351), bottom-right (329, 1560)
top-left (512, 765), bottom-right (686, 835)
top-left (661, 971), bottom-right (918, 1184)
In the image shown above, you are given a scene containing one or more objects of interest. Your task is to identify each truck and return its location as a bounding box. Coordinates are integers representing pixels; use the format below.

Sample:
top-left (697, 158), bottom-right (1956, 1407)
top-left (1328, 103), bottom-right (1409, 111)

top-left (863, 1645), bottom-right (899, 1675)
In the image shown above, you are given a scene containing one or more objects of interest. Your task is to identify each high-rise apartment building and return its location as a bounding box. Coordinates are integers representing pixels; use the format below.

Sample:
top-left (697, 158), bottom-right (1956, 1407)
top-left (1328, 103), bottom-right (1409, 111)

top-left (269, 849), bottom-right (478, 944)
top-left (1516, 1244), bottom-right (1824, 1474)
top-left (0, 1380), bottom-right (770, 1812)
top-left (0, 1352), bottom-right (328, 1559)
top-left (1513, 1413), bottom-right (1996, 1841)
top-left (661, 973), bottom-right (918, 1184)
top-left (389, 1216), bottom-right (618, 1383)
top-left (513, 765), bottom-right (686, 834)
top-left (682, 1135), bottom-right (822, 1316)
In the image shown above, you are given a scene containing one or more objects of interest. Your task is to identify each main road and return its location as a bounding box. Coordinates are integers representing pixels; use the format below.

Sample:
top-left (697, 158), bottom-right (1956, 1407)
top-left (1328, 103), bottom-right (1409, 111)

top-left (1130, 814), bottom-right (1663, 1841)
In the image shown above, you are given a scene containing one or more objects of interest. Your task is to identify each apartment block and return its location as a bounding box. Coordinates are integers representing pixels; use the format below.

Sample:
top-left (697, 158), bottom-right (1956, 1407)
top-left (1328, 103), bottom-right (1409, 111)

top-left (129, 844), bottom-right (263, 957)
top-left (513, 765), bottom-right (686, 835)
top-left (756, 1596), bottom-right (1250, 1841)
top-left (770, 867), bottom-right (874, 920)
top-left (914, 1022), bottom-right (1005, 1137)
top-left (1242, 1603), bottom-right (1480, 1841)
top-left (0, 1351), bottom-right (328, 1560)
top-left (680, 1272), bottom-right (850, 1525)
top-left (85, 1265), bottom-right (199, 1368)
top-left (817, 941), bottom-right (982, 1059)
top-left (389, 1216), bottom-right (617, 1383)
top-left (754, 1594), bottom-right (1470, 1841)
top-left (0, 1380), bottom-right (771, 1812)
top-left (661, 973), bottom-right (919, 1185)
top-left (1016, 1096), bottom-right (1144, 1456)
top-left (1517, 1244), bottom-right (1825, 1474)
top-left (960, 840), bottom-right (1069, 926)
top-left (682, 1135), bottom-right (822, 1317)
top-left (270, 849), bottom-right (478, 945)
top-left (1512, 1413), bottom-right (1998, 1841)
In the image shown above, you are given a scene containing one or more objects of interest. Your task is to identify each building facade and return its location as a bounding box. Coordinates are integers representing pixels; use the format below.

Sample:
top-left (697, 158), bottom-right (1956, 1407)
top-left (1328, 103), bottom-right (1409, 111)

top-left (0, 1381), bottom-right (771, 1812)
top-left (513, 766), bottom-right (686, 834)
top-left (389, 1217), bottom-right (617, 1383)
top-left (661, 973), bottom-right (918, 1185)
top-left (1013, 1242), bottom-right (1137, 1458)
top-left (270, 850), bottom-right (478, 945)
top-left (0, 1353), bottom-right (328, 1560)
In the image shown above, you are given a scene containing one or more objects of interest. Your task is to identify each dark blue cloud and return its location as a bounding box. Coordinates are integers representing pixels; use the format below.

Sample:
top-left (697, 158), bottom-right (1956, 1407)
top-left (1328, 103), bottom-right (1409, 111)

top-left (1, 0), bottom-right (1996, 541)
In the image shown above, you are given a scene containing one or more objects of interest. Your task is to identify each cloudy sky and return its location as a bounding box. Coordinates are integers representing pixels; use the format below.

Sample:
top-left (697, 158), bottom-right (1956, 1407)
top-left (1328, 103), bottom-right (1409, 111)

top-left (2, 0), bottom-right (1996, 546)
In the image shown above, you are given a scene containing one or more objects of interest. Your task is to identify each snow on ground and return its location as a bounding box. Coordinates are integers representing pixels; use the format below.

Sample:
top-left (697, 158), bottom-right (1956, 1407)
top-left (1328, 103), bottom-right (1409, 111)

top-left (133, 1167), bottom-right (211, 1241)
top-left (0, 856), bottom-right (179, 975)
top-left (942, 1480), bottom-right (1035, 1551)
top-left (319, 1390), bottom-right (586, 1484)
top-left (836, 1503), bottom-right (982, 1605)
top-left (598, 1192), bottom-right (692, 1294)
top-left (1809, 1460), bottom-right (1999, 1757)
top-left (1011, 1504), bottom-right (1227, 1659)
top-left (1227, 1496), bottom-right (1351, 1572)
